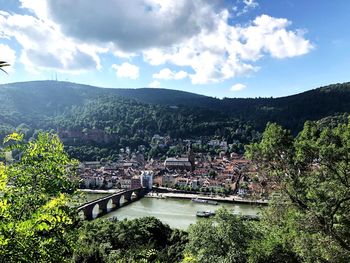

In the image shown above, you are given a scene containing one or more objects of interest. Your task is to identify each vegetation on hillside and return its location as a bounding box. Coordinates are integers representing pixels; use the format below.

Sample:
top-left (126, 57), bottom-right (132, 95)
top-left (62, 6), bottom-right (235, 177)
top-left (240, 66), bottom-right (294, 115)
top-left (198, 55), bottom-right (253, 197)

top-left (0, 82), bottom-right (260, 160)
top-left (1, 81), bottom-right (350, 160)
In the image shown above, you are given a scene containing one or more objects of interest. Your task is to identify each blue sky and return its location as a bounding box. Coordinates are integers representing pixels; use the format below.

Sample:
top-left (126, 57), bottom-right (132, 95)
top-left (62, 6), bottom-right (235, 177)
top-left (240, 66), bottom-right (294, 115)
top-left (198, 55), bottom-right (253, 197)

top-left (0, 0), bottom-right (349, 98)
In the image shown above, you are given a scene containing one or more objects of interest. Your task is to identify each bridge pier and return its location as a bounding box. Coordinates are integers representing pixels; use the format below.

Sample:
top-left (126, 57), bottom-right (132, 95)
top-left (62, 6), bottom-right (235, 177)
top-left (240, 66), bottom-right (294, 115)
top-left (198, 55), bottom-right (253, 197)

top-left (98, 199), bottom-right (110, 216)
top-left (110, 195), bottom-right (121, 209)
top-left (124, 191), bottom-right (132, 202)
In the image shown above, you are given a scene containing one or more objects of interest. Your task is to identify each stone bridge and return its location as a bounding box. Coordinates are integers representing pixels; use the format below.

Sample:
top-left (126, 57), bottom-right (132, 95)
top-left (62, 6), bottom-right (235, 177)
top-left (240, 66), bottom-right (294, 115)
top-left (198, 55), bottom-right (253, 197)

top-left (77, 187), bottom-right (147, 220)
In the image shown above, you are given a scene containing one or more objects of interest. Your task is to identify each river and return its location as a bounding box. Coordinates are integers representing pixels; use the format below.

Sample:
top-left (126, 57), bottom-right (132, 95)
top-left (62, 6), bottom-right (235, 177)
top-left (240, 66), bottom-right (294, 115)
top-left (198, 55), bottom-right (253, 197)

top-left (83, 194), bottom-right (263, 230)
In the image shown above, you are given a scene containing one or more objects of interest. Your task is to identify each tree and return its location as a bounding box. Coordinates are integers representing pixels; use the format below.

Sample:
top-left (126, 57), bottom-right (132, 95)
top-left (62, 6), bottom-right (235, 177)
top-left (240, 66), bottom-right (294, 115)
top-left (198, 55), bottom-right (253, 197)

top-left (245, 120), bottom-right (350, 262)
top-left (208, 169), bottom-right (217, 179)
top-left (0, 132), bottom-right (79, 262)
top-left (185, 208), bottom-right (255, 263)
top-left (73, 217), bottom-right (188, 263)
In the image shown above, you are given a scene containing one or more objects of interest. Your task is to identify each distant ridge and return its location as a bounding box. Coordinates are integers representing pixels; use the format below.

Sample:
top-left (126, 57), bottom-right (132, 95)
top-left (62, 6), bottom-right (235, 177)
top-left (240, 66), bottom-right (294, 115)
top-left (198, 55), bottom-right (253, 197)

top-left (1, 80), bottom-right (350, 132)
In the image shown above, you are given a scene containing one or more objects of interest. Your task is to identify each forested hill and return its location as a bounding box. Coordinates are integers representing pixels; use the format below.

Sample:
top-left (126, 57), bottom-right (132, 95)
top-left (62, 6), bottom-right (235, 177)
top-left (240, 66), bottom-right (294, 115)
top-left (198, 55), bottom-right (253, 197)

top-left (116, 82), bottom-right (350, 132)
top-left (1, 80), bottom-right (350, 133)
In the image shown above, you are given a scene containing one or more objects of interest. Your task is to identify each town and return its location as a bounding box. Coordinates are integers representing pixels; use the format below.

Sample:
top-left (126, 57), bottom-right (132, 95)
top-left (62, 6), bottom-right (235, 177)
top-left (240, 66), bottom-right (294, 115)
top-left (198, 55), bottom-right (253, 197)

top-left (78, 133), bottom-right (267, 200)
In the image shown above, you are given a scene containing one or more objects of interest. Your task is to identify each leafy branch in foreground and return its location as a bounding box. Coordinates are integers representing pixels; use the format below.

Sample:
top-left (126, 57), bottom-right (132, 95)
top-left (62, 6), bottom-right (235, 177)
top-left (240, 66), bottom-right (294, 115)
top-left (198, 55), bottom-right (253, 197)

top-left (246, 120), bottom-right (350, 262)
top-left (0, 132), bottom-right (79, 262)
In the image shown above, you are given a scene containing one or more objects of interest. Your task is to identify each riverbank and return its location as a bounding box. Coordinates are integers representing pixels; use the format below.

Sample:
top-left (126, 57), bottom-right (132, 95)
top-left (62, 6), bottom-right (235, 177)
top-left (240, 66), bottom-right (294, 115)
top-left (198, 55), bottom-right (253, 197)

top-left (79, 188), bottom-right (268, 205)
top-left (146, 191), bottom-right (268, 205)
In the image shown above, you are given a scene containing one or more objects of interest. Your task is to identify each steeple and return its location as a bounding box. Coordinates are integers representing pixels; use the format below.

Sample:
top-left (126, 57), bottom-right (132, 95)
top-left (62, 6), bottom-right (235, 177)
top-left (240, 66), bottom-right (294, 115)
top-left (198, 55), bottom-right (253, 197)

top-left (187, 143), bottom-right (195, 171)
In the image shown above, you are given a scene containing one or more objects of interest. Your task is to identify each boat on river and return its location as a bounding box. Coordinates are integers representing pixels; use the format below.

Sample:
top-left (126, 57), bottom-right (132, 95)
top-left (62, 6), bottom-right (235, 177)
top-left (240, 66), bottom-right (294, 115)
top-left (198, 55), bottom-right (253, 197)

top-left (192, 198), bottom-right (207, 203)
top-left (146, 193), bottom-right (167, 199)
top-left (196, 210), bottom-right (216, 218)
top-left (192, 198), bottom-right (218, 205)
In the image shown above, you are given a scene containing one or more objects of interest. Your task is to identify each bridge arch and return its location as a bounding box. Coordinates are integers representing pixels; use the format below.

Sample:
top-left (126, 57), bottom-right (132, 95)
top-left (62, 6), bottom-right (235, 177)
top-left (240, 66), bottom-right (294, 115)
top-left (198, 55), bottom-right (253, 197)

top-left (120, 195), bottom-right (127, 206)
top-left (107, 198), bottom-right (114, 212)
top-left (92, 203), bottom-right (100, 219)
top-left (131, 190), bottom-right (139, 200)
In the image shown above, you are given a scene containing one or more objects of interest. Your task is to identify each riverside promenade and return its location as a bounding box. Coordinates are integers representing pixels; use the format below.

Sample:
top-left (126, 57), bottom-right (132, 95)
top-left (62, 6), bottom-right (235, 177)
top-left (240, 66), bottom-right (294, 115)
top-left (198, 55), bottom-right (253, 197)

top-left (79, 188), bottom-right (269, 205)
top-left (146, 191), bottom-right (268, 205)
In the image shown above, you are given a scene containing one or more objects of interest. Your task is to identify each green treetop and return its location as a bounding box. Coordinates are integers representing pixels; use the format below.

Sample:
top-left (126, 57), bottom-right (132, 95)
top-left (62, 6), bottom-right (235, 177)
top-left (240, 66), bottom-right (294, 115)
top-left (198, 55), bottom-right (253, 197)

top-left (246, 120), bottom-right (350, 262)
top-left (0, 132), bottom-right (79, 262)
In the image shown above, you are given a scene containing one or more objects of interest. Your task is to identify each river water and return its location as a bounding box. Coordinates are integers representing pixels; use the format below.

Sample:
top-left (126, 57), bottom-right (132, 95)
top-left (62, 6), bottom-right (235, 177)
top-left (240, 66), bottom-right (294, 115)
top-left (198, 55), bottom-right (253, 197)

top-left (87, 195), bottom-right (262, 230)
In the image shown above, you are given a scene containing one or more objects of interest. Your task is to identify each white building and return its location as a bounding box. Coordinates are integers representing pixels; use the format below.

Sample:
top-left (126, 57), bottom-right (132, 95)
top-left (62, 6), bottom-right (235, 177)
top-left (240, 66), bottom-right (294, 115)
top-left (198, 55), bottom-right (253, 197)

top-left (141, 170), bottom-right (153, 189)
top-left (208, 139), bottom-right (220, 147)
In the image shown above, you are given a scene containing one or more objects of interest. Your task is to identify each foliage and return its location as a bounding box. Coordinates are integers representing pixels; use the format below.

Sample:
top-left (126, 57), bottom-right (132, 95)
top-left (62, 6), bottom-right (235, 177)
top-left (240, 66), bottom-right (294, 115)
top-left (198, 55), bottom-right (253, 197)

top-left (72, 217), bottom-right (188, 263)
top-left (0, 132), bottom-right (79, 262)
top-left (185, 208), bottom-right (256, 263)
top-left (0, 80), bottom-right (260, 160)
top-left (6, 80), bottom-right (350, 161)
top-left (246, 119), bottom-right (350, 262)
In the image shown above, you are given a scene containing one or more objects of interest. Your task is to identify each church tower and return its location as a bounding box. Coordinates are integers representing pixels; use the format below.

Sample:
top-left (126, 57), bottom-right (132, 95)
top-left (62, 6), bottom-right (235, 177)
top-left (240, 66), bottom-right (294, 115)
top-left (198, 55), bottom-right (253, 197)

top-left (187, 143), bottom-right (195, 171)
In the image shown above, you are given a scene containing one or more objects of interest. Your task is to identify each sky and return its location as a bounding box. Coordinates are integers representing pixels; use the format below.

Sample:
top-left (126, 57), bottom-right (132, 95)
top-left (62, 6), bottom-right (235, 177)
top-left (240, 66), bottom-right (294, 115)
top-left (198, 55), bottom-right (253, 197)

top-left (0, 0), bottom-right (349, 98)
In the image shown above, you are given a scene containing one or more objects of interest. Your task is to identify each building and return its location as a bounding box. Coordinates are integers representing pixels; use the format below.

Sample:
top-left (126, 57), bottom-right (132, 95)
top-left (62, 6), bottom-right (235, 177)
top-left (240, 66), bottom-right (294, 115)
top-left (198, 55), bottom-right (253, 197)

top-left (83, 161), bottom-right (101, 169)
top-left (152, 134), bottom-right (165, 145)
top-left (162, 174), bottom-right (177, 187)
top-left (208, 139), bottom-right (220, 147)
top-left (122, 161), bottom-right (139, 168)
top-left (131, 176), bottom-right (142, 189)
top-left (164, 157), bottom-right (192, 170)
top-left (119, 179), bottom-right (131, 189)
top-left (141, 170), bottom-right (153, 189)
top-left (175, 177), bottom-right (188, 187)
top-left (190, 179), bottom-right (199, 189)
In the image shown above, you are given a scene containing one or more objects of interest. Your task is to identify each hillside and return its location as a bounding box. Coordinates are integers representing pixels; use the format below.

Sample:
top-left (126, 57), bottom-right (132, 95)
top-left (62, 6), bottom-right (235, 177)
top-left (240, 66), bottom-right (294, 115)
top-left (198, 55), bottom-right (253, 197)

top-left (1, 80), bottom-right (350, 132)
top-left (0, 81), bottom-right (257, 160)
top-left (0, 80), bottom-right (349, 160)
top-left (221, 83), bottom-right (350, 131)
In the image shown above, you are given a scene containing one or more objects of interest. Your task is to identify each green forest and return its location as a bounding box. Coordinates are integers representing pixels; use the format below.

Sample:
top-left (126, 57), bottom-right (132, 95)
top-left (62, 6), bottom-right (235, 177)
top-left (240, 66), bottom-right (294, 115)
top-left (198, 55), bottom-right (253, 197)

top-left (1, 116), bottom-right (350, 262)
top-left (1, 81), bottom-right (350, 161)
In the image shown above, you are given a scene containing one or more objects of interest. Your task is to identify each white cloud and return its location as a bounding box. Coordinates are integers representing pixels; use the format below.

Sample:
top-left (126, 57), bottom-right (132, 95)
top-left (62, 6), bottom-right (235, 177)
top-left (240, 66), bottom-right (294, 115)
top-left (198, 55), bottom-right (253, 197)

top-left (148, 80), bottom-right (161, 88)
top-left (230, 83), bottom-right (246, 91)
top-left (0, 44), bottom-right (16, 72)
top-left (239, 15), bottom-right (313, 60)
top-left (0, 1), bottom-right (313, 83)
top-left (112, 62), bottom-right (139, 79)
top-left (144, 13), bottom-right (312, 84)
top-left (20, 0), bottom-right (49, 20)
top-left (152, 68), bottom-right (188, 80)
top-left (45, 0), bottom-right (222, 52)
top-left (143, 10), bottom-right (256, 84)
top-left (0, 11), bottom-right (101, 73)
